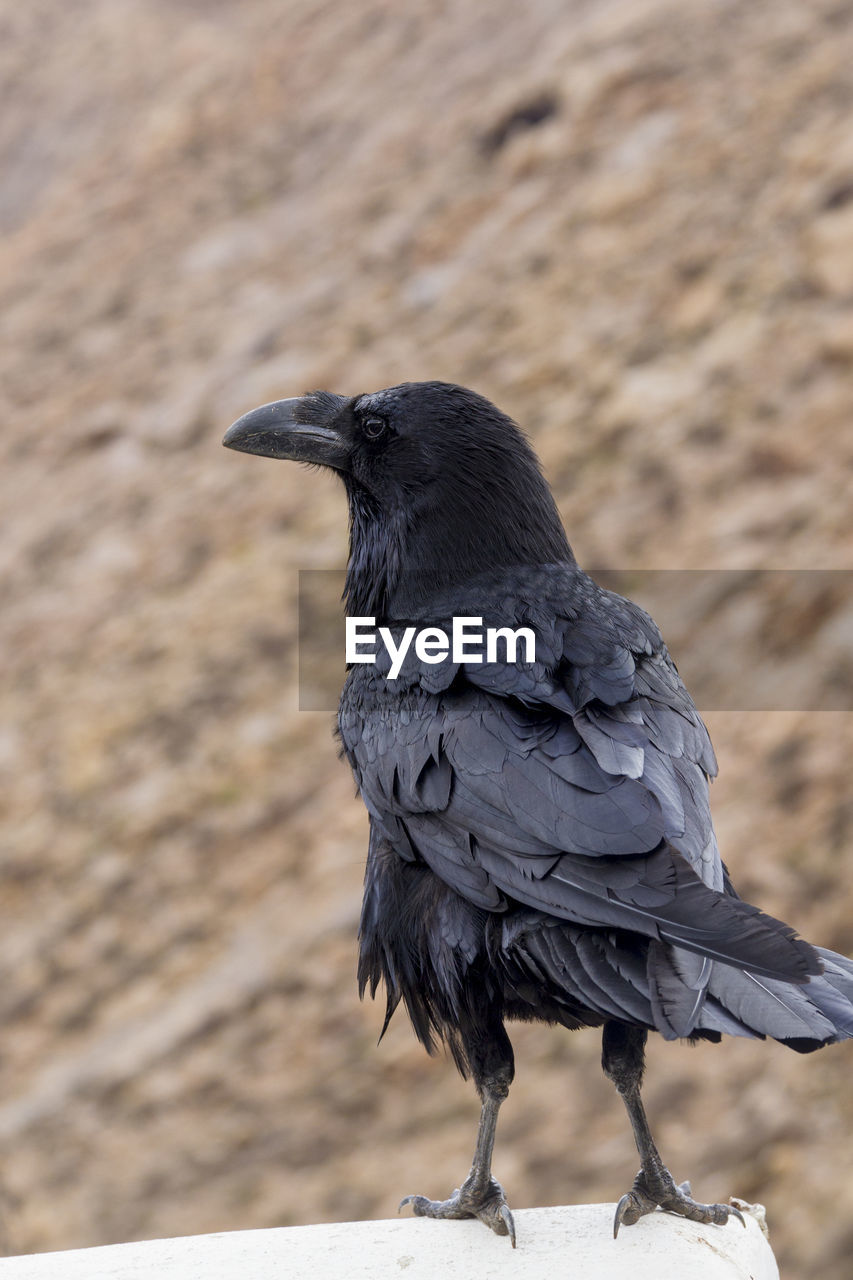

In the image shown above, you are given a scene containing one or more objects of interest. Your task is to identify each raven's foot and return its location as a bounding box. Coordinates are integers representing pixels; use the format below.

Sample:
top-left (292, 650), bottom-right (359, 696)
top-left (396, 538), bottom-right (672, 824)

top-left (400, 1174), bottom-right (516, 1247)
top-left (613, 1171), bottom-right (746, 1238)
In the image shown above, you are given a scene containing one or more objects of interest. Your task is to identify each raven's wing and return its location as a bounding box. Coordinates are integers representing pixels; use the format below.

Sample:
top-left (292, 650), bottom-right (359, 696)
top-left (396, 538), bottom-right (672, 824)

top-left (340, 567), bottom-right (820, 1016)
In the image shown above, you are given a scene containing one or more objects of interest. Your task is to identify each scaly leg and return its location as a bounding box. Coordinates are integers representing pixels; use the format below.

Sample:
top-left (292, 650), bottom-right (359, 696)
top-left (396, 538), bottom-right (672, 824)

top-left (400, 1020), bottom-right (517, 1246)
top-left (602, 1020), bottom-right (745, 1238)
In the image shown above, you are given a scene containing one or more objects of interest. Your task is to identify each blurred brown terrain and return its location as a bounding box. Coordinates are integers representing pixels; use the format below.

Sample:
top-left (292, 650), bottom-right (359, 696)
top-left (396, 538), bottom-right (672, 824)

top-left (1, 1), bottom-right (852, 1276)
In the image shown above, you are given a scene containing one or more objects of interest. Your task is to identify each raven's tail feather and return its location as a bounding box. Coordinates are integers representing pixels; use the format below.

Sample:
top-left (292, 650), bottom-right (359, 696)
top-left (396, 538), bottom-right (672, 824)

top-left (500, 910), bottom-right (853, 1050)
top-left (640, 851), bottom-right (822, 985)
top-left (543, 845), bottom-right (823, 988)
top-left (694, 945), bottom-right (853, 1051)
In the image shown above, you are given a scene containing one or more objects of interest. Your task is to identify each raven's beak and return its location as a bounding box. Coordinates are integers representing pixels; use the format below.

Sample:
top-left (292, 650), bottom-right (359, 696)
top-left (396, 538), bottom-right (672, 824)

top-left (222, 396), bottom-right (351, 472)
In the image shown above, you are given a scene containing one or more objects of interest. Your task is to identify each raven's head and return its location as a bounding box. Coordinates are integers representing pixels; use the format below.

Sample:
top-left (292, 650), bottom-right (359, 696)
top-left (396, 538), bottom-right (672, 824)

top-left (224, 381), bottom-right (572, 617)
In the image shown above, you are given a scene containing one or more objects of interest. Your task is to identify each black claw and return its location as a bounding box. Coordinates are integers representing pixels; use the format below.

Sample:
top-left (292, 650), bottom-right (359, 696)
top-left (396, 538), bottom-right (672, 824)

top-left (730, 1204), bottom-right (746, 1228)
top-left (499, 1203), bottom-right (517, 1248)
top-left (613, 1193), bottom-right (634, 1238)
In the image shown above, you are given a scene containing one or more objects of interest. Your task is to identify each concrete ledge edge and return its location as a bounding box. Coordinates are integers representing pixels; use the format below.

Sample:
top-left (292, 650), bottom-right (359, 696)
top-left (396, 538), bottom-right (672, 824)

top-left (0, 1201), bottom-right (779, 1280)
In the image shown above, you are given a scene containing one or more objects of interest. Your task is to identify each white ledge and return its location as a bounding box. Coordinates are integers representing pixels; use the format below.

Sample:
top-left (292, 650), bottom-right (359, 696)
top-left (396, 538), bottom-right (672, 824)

top-left (0, 1203), bottom-right (779, 1280)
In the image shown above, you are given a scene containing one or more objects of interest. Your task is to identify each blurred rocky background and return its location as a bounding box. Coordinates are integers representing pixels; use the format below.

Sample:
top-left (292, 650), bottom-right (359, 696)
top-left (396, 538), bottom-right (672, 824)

top-left (1, 1), bottom-right (852, 1277)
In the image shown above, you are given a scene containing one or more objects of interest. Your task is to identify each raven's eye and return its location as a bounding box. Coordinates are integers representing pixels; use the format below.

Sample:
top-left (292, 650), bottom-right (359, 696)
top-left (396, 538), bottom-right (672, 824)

top-left (362, 415), bottom-right (388, 441)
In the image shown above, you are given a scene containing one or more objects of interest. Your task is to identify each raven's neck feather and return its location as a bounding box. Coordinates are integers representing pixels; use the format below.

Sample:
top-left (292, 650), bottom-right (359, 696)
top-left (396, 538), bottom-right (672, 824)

top-left (343, 473), bottom-right (574, 620)
top-left (344, 485), bottom-right (406, 618)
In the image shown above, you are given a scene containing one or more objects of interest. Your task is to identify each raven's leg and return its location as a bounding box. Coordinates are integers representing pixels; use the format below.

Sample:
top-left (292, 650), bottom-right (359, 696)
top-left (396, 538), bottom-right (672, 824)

top-left (602, 1021), bottom-right (744, 1237)
top-left (400, 1020), bottom-right (516, 1246)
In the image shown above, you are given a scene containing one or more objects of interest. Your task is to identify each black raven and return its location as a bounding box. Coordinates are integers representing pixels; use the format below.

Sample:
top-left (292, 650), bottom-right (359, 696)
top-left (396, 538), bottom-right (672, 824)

top-left (224, 382), bottom-right (853, 1245)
